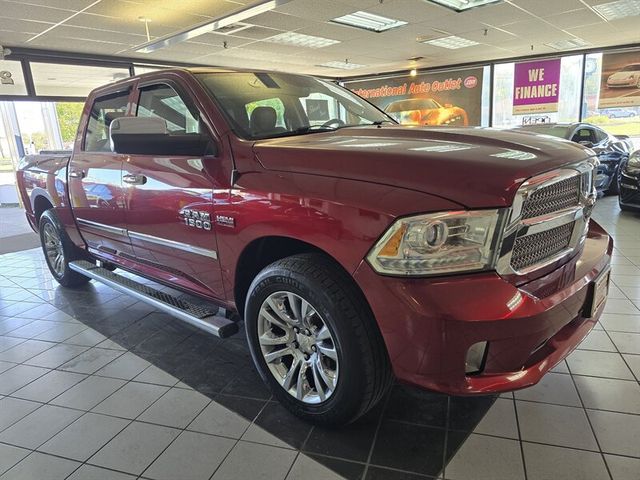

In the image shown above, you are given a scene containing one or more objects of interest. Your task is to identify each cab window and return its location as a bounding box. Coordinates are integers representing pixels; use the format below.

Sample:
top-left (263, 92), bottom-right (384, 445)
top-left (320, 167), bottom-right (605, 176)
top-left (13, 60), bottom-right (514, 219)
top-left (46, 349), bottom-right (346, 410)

top-left (137, 84), bottom-right (200, 133)
top-left (84, 90), bottom-right (130, 152)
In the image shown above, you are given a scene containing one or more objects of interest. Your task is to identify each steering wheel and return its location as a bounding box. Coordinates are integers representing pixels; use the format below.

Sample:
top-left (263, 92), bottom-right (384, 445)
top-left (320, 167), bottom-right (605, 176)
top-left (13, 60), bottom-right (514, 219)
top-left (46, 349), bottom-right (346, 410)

top-left (320, 118), bottom-right (346, 128)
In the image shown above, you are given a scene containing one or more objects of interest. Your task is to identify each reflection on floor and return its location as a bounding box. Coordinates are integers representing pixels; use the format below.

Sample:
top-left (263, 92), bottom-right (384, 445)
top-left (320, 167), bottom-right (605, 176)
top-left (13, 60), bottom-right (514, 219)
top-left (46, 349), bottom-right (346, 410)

top-left (0, 196), bottom-right (638, 480)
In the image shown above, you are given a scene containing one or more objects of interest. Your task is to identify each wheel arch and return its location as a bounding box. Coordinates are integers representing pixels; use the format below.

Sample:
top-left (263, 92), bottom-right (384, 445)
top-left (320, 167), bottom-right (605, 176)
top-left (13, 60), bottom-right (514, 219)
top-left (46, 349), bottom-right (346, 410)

top-left (32, 192), bottom-right (54, 226)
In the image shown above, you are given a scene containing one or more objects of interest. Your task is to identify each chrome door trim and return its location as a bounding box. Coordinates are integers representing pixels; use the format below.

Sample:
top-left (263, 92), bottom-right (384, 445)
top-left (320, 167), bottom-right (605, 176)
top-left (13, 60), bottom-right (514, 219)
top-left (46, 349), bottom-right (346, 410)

top-left (76, 218), bottom-right (127, 237)
top-left (128, 230), bottom-right (218, 259)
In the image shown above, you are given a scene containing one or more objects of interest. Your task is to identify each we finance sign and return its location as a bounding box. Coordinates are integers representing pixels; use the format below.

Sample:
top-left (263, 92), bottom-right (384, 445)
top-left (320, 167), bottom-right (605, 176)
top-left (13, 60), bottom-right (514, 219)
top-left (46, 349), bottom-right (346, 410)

top-left (513, 59), bottom-right (561, 115)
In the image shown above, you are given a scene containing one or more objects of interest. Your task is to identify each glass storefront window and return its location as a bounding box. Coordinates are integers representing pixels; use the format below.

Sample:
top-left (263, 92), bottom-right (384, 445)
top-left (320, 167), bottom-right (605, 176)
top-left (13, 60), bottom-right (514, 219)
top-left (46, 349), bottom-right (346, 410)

top-left (0, 60), bottom-right (28, 96)
top-left (30, 63), bottom-right (131, 97)
top-left (492, 55), bottom-right (583, 128)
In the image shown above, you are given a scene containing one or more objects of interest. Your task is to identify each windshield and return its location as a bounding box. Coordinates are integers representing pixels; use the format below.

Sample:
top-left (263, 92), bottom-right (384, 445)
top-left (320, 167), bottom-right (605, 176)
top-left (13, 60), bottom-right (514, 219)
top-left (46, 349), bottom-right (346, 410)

top-left (385, 99), bottom-right (441, 112)
top-left (518, 125), bottom-right (570, 139)
top-left (197, 72), bottom-right (394, 140)
top-left (621, 64), bottom-right (640, 72)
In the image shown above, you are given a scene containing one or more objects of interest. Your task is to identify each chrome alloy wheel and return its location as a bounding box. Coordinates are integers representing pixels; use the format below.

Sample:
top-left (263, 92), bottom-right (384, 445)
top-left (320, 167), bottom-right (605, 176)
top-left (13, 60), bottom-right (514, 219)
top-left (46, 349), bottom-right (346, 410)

top-left (43, 222), bottom-right (65, 277)
top-left (258, 291), bottom-right (339, 404)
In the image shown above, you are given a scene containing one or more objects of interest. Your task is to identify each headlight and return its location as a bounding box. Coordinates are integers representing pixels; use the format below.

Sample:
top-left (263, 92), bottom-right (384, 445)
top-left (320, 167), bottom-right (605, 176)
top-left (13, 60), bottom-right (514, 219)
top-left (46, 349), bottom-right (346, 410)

top-left (626, 151), bottom-right (640, 173)
top-left (367, 209), bottom-right (505, 276)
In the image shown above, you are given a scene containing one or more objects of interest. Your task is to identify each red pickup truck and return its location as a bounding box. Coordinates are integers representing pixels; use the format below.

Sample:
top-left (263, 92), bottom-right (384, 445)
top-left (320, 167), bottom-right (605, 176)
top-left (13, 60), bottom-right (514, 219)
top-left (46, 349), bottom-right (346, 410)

top-left (16, 68), bottom-right (612, 425)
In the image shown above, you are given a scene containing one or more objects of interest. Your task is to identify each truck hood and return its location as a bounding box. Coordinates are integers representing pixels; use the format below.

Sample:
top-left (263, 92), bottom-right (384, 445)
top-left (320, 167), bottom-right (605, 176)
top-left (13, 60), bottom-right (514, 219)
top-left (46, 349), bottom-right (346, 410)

top-left (252, 126), bottom-right (594, 208)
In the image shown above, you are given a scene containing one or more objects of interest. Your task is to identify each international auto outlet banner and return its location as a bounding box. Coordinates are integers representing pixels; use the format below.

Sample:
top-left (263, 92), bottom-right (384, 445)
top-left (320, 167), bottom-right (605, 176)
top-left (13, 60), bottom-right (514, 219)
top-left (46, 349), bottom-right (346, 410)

top-left (343, 67), bottom-right (484, 126)
top-left (598, 50), bottom-right (640, 108)
top-left (512, 59), bottom-right (561, 115)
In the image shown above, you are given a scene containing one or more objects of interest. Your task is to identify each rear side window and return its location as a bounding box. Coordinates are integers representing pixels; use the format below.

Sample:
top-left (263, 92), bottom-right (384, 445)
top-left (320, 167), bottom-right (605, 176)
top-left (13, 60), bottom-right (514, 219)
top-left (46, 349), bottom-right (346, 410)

top-left (137, 84), bottom-right (200, 133)
top-left (84, 90), bottom-right (130, 152)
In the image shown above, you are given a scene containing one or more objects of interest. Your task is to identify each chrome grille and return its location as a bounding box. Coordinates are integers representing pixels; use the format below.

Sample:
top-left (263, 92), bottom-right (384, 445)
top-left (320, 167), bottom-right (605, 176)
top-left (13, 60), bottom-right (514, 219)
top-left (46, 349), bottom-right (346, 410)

top-left (521, 175), bottom-right (581, 219)
top-left (510, 222), bottom-right (575, 271)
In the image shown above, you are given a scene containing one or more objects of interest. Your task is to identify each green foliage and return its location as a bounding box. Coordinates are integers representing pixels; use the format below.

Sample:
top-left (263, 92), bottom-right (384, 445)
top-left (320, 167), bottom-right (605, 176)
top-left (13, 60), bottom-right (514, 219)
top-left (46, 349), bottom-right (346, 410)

top-left (55, 102), bottom-right (84, 144)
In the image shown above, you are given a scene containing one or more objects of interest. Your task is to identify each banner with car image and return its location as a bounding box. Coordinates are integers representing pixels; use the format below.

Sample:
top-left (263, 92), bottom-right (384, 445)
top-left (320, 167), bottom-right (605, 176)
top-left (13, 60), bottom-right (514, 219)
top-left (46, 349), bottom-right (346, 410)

top-left (598, 50), bottom-right (640, 109)
top-left (343, 67), bottom-right (484, 127)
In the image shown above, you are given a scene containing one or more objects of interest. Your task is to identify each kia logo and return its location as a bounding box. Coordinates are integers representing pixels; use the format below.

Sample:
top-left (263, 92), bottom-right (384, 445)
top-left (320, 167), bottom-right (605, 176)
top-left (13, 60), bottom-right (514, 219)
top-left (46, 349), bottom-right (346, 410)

top-left (464, 76), bottom-right (477, 88)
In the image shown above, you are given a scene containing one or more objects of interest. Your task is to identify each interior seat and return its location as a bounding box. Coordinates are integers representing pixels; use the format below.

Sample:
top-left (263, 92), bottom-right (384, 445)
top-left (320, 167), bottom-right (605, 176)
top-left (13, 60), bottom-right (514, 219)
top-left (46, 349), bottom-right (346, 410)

top-left (250, 106), bottom-right (286, 137)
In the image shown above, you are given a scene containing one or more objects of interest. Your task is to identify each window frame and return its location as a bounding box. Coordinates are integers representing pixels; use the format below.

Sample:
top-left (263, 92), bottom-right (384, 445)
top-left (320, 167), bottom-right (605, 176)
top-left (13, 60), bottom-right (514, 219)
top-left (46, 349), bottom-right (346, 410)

top-left (82, 87), bottom-right (132, 153)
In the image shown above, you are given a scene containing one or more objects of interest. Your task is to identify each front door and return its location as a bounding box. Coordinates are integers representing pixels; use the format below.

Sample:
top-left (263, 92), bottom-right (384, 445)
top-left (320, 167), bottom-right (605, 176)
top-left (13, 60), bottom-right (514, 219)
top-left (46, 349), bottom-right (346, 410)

top-left (122, 81), bottom-right (226, 300)
top-left (68, 88), bottom-right (135, 257)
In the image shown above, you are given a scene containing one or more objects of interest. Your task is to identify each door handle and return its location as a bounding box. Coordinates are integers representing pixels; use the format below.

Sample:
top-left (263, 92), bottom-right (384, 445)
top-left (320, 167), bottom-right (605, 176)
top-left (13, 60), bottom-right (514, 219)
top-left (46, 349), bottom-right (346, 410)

top-left (122, 174), bottom-right (147, 185)
top-left (69, 170), bottom-right (85, 179)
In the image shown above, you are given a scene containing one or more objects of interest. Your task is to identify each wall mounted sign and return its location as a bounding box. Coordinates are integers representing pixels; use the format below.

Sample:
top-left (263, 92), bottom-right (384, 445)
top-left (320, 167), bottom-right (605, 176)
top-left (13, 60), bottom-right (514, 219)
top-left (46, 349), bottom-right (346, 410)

top-left (344, 67), bottom-right (484, 126)
top-left (598, 49), bottom-right (640, 108)
top-left (512, 59), bottom-right (561, 115)
top-left (0, 70), bottom-right (15, 85)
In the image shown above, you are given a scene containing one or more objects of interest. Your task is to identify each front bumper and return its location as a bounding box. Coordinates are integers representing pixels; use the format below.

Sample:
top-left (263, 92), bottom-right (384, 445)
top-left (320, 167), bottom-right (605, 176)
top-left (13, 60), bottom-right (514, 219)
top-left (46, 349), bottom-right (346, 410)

top-left (353, 220), bottom-right (612, 395)
top-left (620, 170), bottom-right (640, 209)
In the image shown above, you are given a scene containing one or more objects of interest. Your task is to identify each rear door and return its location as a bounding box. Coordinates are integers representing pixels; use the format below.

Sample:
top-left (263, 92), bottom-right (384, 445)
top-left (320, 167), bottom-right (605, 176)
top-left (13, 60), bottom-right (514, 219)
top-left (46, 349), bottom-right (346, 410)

top-left (68, 87), bottom-right (136, 256)
top-left (122, 80), bottom-right (226, 299)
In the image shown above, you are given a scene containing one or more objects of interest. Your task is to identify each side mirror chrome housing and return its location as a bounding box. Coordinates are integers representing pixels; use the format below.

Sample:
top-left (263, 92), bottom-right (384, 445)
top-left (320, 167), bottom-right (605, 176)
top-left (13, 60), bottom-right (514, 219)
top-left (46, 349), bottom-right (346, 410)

top-left (110, 116), bottom-right (217, 157)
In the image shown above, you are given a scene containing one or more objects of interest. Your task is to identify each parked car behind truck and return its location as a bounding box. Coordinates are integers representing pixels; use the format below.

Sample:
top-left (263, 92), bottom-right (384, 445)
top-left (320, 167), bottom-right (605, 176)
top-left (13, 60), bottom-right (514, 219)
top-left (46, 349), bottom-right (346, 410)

top-left (17, 68), bottom-right (612, 425)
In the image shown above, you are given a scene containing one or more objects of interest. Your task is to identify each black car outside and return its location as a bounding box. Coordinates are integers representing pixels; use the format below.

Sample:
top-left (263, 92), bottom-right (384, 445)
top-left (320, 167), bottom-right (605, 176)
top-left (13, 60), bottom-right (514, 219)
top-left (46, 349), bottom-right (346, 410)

top-left (517, 122), bottom-right (633, 195)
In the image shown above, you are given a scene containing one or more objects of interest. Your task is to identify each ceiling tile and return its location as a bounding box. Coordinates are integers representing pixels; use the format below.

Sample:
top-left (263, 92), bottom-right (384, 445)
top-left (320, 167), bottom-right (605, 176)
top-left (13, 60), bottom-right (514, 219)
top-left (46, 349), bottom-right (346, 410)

top-left (509, 0), bottom-right (586, 17)
top-left (544, 8), bottom-right (604, 30)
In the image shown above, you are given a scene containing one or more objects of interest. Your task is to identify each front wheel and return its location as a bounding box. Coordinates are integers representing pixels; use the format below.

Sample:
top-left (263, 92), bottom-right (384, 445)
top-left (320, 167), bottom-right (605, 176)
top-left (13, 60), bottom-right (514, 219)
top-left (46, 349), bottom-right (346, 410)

top-left (39, 209), bottom-right (90, 288)
top-left (245, 253), bottom-right (392, 425)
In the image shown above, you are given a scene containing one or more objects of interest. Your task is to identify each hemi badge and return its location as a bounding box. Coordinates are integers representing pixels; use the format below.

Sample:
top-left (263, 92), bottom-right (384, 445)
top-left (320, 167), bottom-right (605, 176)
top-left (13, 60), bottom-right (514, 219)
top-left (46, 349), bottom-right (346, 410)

top-left (216, 215), bottom-right (235, 227)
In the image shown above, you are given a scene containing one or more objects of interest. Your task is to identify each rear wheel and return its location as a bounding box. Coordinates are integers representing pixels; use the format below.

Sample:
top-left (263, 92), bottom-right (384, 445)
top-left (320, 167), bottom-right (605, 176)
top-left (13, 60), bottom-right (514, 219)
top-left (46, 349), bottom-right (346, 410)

top-left (39, 209), bottom-right (90, 287)
top-left (245, 253), bottom-right (392, 425)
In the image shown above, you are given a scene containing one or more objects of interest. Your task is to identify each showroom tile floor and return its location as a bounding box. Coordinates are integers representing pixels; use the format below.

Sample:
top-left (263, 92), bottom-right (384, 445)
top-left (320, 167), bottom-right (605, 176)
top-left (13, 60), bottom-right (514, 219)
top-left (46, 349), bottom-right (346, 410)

top-left (0, 196), bottom-right (638, 480)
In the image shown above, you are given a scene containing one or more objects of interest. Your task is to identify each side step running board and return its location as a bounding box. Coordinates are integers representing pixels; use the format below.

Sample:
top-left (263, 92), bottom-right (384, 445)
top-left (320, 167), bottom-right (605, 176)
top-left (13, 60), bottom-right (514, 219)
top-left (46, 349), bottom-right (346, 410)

top-left (69, 260), bottom-right (238, 338)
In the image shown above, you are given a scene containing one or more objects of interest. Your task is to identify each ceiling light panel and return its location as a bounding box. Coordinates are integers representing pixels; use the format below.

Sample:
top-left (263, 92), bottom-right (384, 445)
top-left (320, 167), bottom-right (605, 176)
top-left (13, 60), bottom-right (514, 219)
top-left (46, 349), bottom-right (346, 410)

top-left (318, 61), bottom-right (367, 69)
top-left (592, 0), bottom-right (640, 20)
top-left (421, 35), bottom-right (480, 49)
top-left (266, 32), bottom-right (340, 48)
top-left (544, 38), bottom-right (590, 50)
top-left (330, 11), bottom-right (408, 32)
top-left (423, 0), bottom-right (502, 12)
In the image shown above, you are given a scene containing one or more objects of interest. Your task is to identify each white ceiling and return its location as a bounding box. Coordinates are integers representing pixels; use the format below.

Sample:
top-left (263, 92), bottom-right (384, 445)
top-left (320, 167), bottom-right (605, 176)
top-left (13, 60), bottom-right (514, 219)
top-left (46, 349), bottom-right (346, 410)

top-left (0, 0), bottom-right (638, 78)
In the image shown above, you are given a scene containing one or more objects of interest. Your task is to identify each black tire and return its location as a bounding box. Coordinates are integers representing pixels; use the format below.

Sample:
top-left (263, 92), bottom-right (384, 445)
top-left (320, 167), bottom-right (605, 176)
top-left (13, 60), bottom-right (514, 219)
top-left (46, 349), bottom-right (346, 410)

top-left (619, 201), bottom-right (637, 212)
top-left (245, 253), bottom-right (392, 425)
top-left (39, 209), bottom-right (90, 288)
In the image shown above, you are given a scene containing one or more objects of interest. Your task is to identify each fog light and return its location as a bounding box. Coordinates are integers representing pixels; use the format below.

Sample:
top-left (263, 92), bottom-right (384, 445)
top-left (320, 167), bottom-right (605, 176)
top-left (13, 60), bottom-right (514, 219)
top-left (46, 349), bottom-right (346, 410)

top-left (465, 341), bottom-right (488, 374)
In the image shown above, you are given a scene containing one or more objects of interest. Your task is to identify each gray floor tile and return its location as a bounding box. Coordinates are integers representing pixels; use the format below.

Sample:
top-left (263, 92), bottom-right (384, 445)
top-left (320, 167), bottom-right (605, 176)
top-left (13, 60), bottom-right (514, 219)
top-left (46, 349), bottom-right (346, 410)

top-left (603, 298), bottom-right (640, 315)
top-left (11, 370), bottom-right (86, 403)
top-left (50, 375), bottom-right (127, 411)
top-left (286, 454), bottom-right (352, 480)
top-left (566, 350), bottom-right (634, 380)
top-left (88, 421), bottom-right (180, 476)
top-left (516, 402), bottom-right (598, 450)
top-left (0, 444), bottom-right (29, 476)
top-left (32, 323), bottom-right (87, 342)
top-left (22, 343), bottom-right (88, 368)
top-left (0, 361), bottom-right (15, 374)
top-left (587, 409), bottom-right (640, 457)
top-left (0, 364), bottom-right (49, 395)
top-left (0, 452), bottom-right (80, 480)
top-left (5, 320), bottom-right (56, 339)
top-left (92, 381), bottom-right (169, 419)
top-left (0, 340), bottom-right (54, 363)
top-left (66, 464), bottom-right (136, 480)
top-left (577, 329), bottom-right (617, 352)
top-left (96, 339), bottom-right (126, 350)
top-left (608, 331), bottom-right (640, 354)
top-left (515, 372), bottom-right (581, 407)
top-left (138, 387), bottom-right (209, 429)
top-left (623, 353), bottom-right (640, 379)
top-left (445, 434), bottom-right (525, 480)
top-left (605, 454), bottom-right (640, 480)
top-left (133, 365), bottom-right (179, 386)
top-left (523, 443), bottom-right (609, 480)
top-left (39, 412), bottom-right (130, 461)
top-left (599, 313), bottom-right (640, 333)
top-left (0, 318), bottom-right (33, 336)
top-left (187, 400), bottom-right (252, 439)
top-left (242, 422), bottom-right (295, 449)
top-left (0, 397), bottom-right (41, 432)
top-left (574, 375), bottom-right (640, 414)
top-left (143, 430), bottom-right (235, 480)
top-left (95, 351), bottom-right (150, 380)
top-left (472, 398), bottom-right (519, 439)
top-left (211, 441), bottom-right (296, 480)
top-left (64, 329), bottom-right (108, 347)
top-left (0, 337), bottom-right (25, 353)
top-left (0, 404), bottom-right (83, 449)
top-left (550, 360), bottom-right (570, 374)
top-left (59, 348), bottom-right (124, 374)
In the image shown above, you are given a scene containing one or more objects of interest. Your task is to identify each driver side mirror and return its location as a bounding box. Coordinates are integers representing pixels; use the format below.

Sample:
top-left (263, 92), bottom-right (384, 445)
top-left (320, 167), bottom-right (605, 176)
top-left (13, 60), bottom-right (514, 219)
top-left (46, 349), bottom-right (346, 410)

top-left (110, 116), bottom-right (217, 157)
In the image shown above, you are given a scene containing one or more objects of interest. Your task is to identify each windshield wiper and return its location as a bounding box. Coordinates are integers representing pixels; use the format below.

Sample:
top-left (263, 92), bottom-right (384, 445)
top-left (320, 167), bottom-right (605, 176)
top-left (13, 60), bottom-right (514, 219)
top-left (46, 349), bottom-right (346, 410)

top-left (367, 120), bottom-right (396, 126)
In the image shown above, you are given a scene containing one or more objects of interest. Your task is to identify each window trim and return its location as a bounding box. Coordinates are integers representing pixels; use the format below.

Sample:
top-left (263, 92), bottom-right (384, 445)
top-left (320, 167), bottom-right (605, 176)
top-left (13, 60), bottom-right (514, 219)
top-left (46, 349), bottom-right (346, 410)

top-left (82, 87), bottom-right (132, 153)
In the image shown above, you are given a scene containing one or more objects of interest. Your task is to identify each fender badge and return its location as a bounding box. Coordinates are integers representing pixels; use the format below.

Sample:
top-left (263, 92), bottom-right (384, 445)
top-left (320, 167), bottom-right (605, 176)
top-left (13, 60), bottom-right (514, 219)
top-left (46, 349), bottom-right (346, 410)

top-left (215, 215), bottom-right (235, 227)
